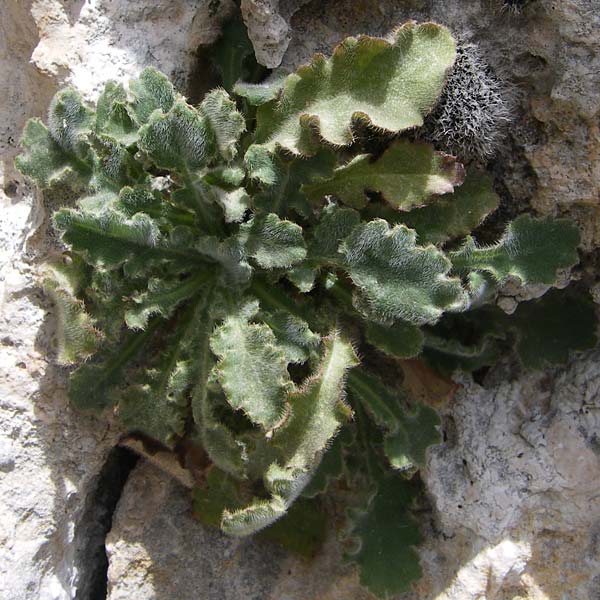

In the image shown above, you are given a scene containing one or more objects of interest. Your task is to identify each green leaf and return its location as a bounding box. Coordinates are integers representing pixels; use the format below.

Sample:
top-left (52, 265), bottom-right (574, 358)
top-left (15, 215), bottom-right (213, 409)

top-left (212, 19), bottom-right (258, 93)
top-left (54, 206), bottom-right (209, 277)
top-left (273, 332), bottom-right (358, 469)
top-left (287, 204), bottom-right (360, 292)
top-left (340, 220), bottom-right (467, 325)
top-left (118, 302), bottom-right (204, 446)
top-left (129, 67), bottom-right (176, 125)
top-left (199, 89), bottom-right (246, 161)
top-left (309, 203), bottom-right (361, 264)
top-left (240, 213), bottom-right (307, 269)
top-left (302, 429), bottom-right (347, 498)
top-left (252, 22), bottom-right (455, 156)
top-left (138, 92), bottom-right (245, 174)
top-left (303, 140), bottom-right (464, 210)
top-left (69, 322), bottom-right (159, 413)
top-left (89, 134), bottom-right (140, 191)
top-left (138, 100), bottom-right (216, 173)
top-left (47, 88), bottom-right (94, 157)
top-left (124, 272), bottom-right (211, 330)
top-left (95, 81), bottom-right (138, 146)
top-left (15, 119), bottom-right (90, 189)
top-left (243, 144), bottom-right (279, 186)
top-left (510, 288), bottom-right (598, 369)
top-left (42, 258), bottom-right (101, 365)
top-left (402, 169), bottom-right (500, 245)
top-left (254, 150), bottom-right (336, 218)
top-left (259, 310), bottom-right (320, 364)
top-left (233, 69), bottom-right (290, 106)
top-left (209, 301), bottom-right (292, 430)
top-left (423, 333), bottom-right (499, 375)
top-left (365, 320), bottom-right (424, 359)
top-left (348, 370), bottom-right (441, 472)
top-left (450, 215), bottom-right (581, 285)
top-left (259, 497), bottom-right (327, 557)
top-left (195, 235), bottom-right (252, 287)
top-left (221, 332), bottom-right (358, 535)
top-left (346, 476), bottom-right (423, 598)
top-left (194, 468), bottom-right (247, 527)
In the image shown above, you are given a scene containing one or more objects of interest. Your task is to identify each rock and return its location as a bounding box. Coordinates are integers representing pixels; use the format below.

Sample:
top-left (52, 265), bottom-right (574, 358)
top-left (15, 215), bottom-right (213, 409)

top-left (0, 2), bottom-right (234, 598)
top-left (241, 0), bottom-right (311, 68)
top-left (106, 459), bottom-right (371, 600)
top-left (416, 351), bottom-right (600, 599)
top-left (30, 0), bottom-right (236, 100)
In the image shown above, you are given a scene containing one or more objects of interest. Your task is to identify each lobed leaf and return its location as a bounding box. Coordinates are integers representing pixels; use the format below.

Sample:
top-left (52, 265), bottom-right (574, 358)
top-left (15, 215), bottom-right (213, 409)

top-left (129, 67), bottom-right (176, 125)
top-left (42, 258), bottom-right (101, 365)
top-left (450, 215), bottom-right (580, 285)
top-left (253, 150), bottom-right (336, 218)
top-left (209, 302), bottom-right (292, 430)
top-left (233, 69), bottom-right (290, 106)
top-left (251, 22), bottom-right (456, 156)
top-left (240, 213), bottom-right (307, 269)
top-left (95, 81), bottom-right (138, 146)
top-left (340, 220), bottom-right (468, 325)
top-left (401, 169), bottom-right (500, 245)
top-left (346, 476), bottom-right (423, 598)
top-left (348, 370), bottom-right (441, 471)
top-left (303, 140), bottom-right (464, 210)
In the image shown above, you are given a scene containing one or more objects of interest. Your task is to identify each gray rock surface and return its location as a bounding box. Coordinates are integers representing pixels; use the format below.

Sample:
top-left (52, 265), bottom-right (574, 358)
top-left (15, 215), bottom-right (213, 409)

top-left (106, 460), bottom-right (372, 600)
top-left (2, 0), bottom-right (599, 599)
top-left (241, 0), bottom-right (311, 68)
top-left (0, 1), bottom-right (234, 598)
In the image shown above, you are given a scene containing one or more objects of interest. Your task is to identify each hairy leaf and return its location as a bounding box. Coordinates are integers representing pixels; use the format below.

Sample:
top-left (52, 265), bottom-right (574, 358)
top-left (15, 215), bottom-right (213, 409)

top-left (240, 213), bottom-right (307, 269)
top-left (254, 150), bottom-right (336, 218)
top-left (341, 220), bottom-right (467, 325)
top-left (222, 332), bottom-right (358, 535)
top-left (402, 169), bottom-right (500, 245)
top-left (129, 67), bottom-right (176, 125)
top-left (252, 22), bottom-right (455, 155)
top-left (304, 140), bottom-right (464, 210)
top-left (349, 370), bottom-right (441, 471)
top-left (95, 81), bottom-right (138, 146)
top-left (450, 215), bottom-right (580, 285)
top-left (234, 69), bottom-right (290, 106)
top-left (42, 259), bottom-right (101, 365)
top-left (210, 302), bottom-right (292, 430)
top-left (15, 119), bottom-right (90, 189)
top-left (69, 322), bottom-right (159, 413)
top-left (365, 320), bottom-right (424, 359)
top-left (124, 272), bottom-right (211, 330)
top-left (139, 93), bottom-right (244, 174)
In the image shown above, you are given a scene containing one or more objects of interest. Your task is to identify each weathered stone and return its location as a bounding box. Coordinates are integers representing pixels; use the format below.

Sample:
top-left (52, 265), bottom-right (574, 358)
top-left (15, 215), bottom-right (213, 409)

top-left (106, 460), bottom-right (372, 600)
top-left (241, 0), bottom-right (311, 68)
top-left (0, 2), bottom-right (235, 598)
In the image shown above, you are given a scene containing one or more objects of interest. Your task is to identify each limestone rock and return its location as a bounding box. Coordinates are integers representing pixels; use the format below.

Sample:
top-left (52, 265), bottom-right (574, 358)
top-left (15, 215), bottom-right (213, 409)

top-left (106, 460), bottom-right (371, 600)
top-left (29, 0), bottom-right (236, 100)
top-left (241, 0), bottom-right (311, 68)
top-left (415, 352), bottom-right (600, 599)
top-left (0, 2), bottom-right (233, 598)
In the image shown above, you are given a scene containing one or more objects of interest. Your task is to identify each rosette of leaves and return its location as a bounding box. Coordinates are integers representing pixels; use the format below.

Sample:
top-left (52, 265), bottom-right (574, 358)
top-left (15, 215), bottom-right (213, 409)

top-left (16, 21), bottom-right (596, 598)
